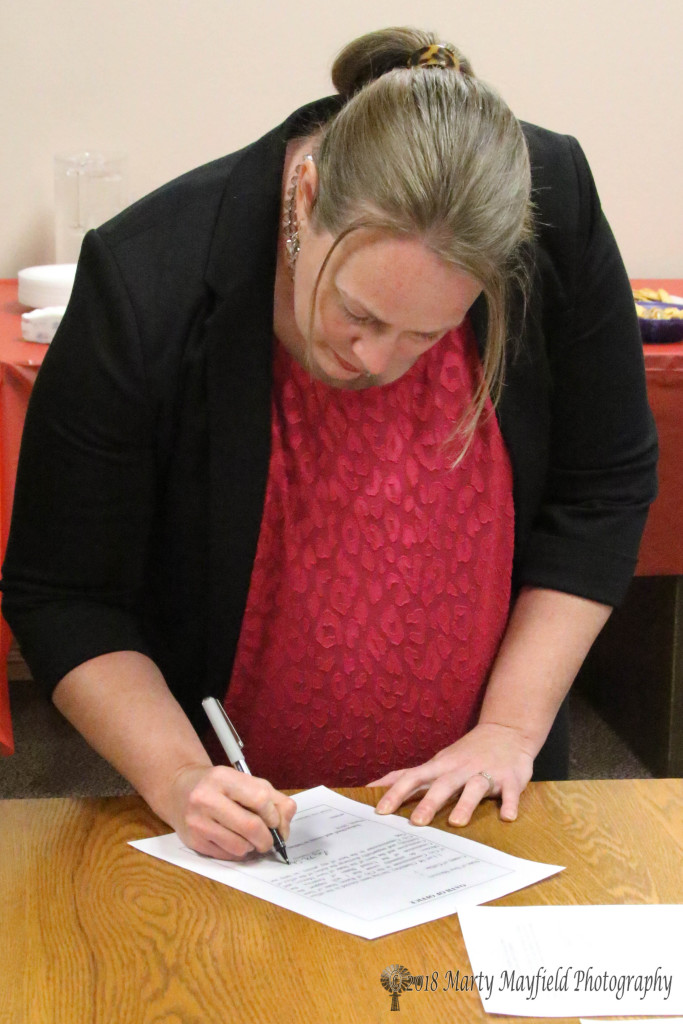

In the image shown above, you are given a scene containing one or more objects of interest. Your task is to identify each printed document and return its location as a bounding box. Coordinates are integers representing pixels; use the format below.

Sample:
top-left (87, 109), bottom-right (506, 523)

top-left (459, 904), bottom-right (683, 1016)
top-left (130, 786), bottom-right (562, 939)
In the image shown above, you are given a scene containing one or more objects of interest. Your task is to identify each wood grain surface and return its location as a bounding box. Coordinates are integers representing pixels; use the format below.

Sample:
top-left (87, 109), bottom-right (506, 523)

top-left (0, 780), bottom-right (681, 1024)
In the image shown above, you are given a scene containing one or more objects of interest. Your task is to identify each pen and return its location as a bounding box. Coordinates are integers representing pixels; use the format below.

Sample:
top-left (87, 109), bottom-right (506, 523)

top-left (202, 697), bottom-right (290, 864)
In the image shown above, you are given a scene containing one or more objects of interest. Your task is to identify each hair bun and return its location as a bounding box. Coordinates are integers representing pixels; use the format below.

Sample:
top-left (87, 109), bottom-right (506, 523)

top-left (331, 27), bottom-right (474, 99)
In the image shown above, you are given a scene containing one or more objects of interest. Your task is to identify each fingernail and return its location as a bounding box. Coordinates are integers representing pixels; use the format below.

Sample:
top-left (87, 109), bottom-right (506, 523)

top-left (411, 813), bottom-right (428, 826)
top-left (450, 816), bottom-right (466, 827)
top-left (376, 799), bottom-right (390, 813)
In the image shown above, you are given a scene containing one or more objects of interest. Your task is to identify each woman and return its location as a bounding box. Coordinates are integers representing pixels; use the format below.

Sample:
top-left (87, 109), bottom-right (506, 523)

top-left (1, 28), bottom-right (656, 860)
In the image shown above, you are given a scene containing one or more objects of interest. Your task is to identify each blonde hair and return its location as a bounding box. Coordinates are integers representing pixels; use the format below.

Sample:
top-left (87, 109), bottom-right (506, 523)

top-left (309, 28), bottom-right (533, 459)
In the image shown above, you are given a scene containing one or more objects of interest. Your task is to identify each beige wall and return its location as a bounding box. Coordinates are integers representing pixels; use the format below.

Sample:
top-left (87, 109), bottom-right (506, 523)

top-left (2, 0), bottom-right (681, 278)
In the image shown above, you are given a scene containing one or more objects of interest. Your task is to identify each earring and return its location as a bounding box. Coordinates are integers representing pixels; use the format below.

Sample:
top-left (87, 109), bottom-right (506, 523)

top-left (283, 163), bottom-right (303, 277)
top-left (282, 155), bottom-right (313, 277)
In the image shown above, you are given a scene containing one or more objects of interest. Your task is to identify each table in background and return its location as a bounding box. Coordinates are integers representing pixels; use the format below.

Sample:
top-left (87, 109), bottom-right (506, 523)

top-left (1, 278), bottom-right (682, 763)
top-left (0, 279), bottom-right (45, 754)
top-left (631, 278), bottom-right (683, 576)
top-left (580, 278), bottom-right (683, 777)
top-left (0, 780), bottom-right (680, 1024)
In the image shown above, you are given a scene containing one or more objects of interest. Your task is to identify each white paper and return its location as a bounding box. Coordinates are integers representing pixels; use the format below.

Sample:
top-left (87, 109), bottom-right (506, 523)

top-left (130, 786), bottom-right (563, 940)
top-left (459, 904), bottom-right (683, 1016)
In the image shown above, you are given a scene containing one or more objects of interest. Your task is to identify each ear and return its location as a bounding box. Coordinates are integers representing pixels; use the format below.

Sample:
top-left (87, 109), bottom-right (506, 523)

top-left (296, 157), bottom-right (319, 222)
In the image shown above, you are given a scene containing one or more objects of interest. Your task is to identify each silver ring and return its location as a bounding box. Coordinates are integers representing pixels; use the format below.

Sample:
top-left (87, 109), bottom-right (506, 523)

top-left (475, 770), bottom-right (494, 792)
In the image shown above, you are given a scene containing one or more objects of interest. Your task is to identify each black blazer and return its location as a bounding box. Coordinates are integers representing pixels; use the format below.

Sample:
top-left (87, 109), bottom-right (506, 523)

top-left (1, 97), bottom-right (657, 736)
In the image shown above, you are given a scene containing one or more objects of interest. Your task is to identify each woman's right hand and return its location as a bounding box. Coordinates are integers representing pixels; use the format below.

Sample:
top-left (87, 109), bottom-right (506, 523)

top-left (168, 764), bottom-right (297, 860)
top-left (51, 652), bottom-right (295, 861)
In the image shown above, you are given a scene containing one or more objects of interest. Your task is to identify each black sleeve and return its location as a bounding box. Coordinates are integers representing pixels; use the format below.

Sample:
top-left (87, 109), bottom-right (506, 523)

top-left (1, 229), bottom-right (157, 692)
top-left (518, 136), bottom-right (658, 605)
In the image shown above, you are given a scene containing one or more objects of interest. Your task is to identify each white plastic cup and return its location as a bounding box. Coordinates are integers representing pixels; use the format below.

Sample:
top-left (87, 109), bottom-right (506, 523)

top-left (54, 151), bottom-right (128, 263)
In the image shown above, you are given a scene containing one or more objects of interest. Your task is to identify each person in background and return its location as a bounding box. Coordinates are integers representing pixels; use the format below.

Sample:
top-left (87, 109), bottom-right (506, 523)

top-left (1, 28), bottom-right (657, 860)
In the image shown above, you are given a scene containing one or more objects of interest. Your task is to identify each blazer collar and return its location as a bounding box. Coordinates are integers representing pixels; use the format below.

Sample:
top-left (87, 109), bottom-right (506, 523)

top-left (204, 95), bottom-right (344, 298)
top-left (201, 95), bottom-right (343, 381)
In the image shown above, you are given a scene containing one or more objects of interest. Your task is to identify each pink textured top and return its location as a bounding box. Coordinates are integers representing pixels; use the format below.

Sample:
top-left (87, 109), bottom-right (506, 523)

top-left (217, 322), bottom-right (514, 788)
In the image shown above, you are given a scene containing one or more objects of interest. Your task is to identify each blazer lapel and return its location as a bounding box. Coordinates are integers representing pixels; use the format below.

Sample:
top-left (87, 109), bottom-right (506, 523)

top-left (202, 129), bottom-right (283, 694)
top-left (201, 96), bottom-right (345, 692)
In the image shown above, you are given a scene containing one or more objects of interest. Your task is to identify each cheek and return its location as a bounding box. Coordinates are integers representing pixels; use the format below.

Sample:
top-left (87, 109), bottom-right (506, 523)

top-left (399, 335), bottom-right (442, 361)
top-left (313, 298), bottom-right (349, 343)
top-left (390, 337), bottom-right (438, 376)
top-left (293, 282), bottom-right (313, 336)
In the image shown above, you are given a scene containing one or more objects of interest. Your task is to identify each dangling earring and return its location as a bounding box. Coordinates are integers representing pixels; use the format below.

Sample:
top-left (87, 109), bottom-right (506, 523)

top-left (282, 164), bottom-right (302, 277)
top-left (282, 155), bottom-right (312, 278)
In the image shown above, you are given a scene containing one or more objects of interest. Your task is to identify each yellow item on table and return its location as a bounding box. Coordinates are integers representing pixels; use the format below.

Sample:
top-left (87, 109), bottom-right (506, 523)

top-left (633, 287), bottom-right (674, 303)
top-left (633, 287), bottom-right (683, 321)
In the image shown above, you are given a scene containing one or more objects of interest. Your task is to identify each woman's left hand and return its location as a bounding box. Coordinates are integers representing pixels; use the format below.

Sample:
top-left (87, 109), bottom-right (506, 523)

top-left (368, 723), bottom-right (536, 827)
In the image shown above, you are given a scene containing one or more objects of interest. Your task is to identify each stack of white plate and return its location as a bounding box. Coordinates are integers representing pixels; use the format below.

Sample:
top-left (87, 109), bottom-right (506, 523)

top-left (18, 264), bottom-right (77, 309)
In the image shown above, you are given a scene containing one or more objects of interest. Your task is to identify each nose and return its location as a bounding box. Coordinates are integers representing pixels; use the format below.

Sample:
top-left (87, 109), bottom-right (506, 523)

top-left (350, 332), bottom-right (397, 376)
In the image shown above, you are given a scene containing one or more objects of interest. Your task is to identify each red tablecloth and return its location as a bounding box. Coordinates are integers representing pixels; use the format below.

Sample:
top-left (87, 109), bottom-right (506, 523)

top-left (0, 280), bottom-right (45, 752)
top-left (1, 278), bottom-right (681, 756)
top-left (630, 280), bottom-right (683, 576)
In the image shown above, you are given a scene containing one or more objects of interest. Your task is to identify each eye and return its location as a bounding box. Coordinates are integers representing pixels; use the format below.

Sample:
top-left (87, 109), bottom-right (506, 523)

top-left (342, 306), bottom-right (375, 326)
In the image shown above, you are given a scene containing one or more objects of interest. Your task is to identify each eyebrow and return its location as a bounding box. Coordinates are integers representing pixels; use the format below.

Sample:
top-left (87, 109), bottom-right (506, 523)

top-left (337, 286), bottom-right (385, 324)
top-left (336, 286), bottom-right (452, 338)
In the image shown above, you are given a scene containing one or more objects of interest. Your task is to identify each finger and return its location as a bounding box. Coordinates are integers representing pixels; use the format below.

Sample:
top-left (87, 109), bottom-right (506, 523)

top-left (218, 767), bottom-right (295, 833)
top-left (187, 795), bottom-right (296, 859)
top-left (201, 837), bottom-right (253, 861)
top-left (273, 794), bottom-right (298, 840)
top-left (367, 770), bottom-right (404, 788)
top-left (375, 766), bottom-right (435, 814)
top-left (186, 791), bottom-right (274, 853)
top-left (180, 805), bottom-right (257, 859)
top-left (190, 769), bottom-right (283, 852)
top-left (499, 784), bottom-right (520, 823)
top-left (214, 768), bottom-right (283, 825)
top-left (447, 774), bottom-right (497, 827)
top-left (409, 770), bottom-right (471, 826)
top-left (185, 817), bottom-right (257, 859)
top-left (221, 777), bottom-right (296, 843)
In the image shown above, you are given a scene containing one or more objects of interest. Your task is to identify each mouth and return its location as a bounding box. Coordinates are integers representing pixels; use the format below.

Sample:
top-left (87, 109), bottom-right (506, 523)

top-left (331, 350), bottom-right (364, 375)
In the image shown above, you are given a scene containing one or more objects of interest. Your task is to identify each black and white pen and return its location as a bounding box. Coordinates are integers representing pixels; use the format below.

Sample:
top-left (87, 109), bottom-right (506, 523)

top-left (202, 697), bottom-right (290, 864)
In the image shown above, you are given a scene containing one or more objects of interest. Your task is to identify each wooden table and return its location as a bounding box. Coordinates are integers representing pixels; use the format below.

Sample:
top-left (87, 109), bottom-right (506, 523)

top-left (0, 781), bottom-right (680, 1023)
